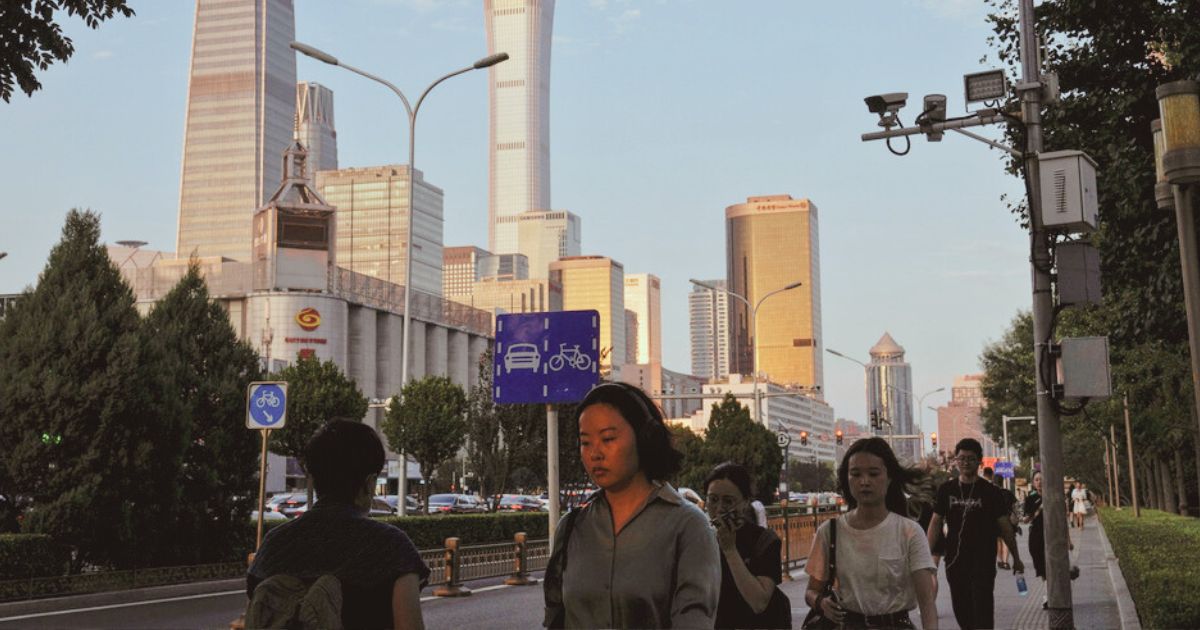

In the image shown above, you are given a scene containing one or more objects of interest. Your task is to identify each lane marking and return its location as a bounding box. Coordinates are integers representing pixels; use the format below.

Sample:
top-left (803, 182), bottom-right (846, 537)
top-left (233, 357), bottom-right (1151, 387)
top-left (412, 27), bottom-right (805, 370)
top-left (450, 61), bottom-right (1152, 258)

top-left (0, 590), bottom-right (244, 622)
top-left (420, 583), bottom-right (512, 602)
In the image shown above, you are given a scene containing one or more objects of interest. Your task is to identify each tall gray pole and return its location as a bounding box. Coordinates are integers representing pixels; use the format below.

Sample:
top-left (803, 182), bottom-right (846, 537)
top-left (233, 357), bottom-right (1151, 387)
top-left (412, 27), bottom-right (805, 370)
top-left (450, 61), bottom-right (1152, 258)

top-left (1017, 1), bottom-right (1073, 625)
top-left (547, 404), bottom-right (561, 545)
top-left (1110, 423), bottom-right (1121, 508)
top-left (1124, 394), bottom-right (1141, 517)
top-left (1171, 185), bottom-right (1200, 444)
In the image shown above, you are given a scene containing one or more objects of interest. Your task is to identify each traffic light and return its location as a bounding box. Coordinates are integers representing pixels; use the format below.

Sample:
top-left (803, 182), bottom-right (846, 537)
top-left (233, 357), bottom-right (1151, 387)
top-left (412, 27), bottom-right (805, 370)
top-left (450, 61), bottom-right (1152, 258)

top-left (931, 432), bottom-right (938, 449)
top-left (800, 430), bottom-right (809, 446)
top-left (869, 410), bottom-right (880, 430)
top-left (835, 429), bottom-right (844, 445)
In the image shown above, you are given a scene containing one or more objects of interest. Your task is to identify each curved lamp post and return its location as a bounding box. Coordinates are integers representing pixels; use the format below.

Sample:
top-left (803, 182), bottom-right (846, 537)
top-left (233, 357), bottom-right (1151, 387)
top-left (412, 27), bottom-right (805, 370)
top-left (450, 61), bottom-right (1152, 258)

top-left (292, 41), bottom-right (508, 516)
top-left (689, 279), bottom-right (803, 428)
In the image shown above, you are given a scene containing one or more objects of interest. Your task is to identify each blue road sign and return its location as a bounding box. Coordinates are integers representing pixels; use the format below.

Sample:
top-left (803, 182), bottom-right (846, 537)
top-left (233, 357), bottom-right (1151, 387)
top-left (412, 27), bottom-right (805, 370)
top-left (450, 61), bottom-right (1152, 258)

top-left (493, 310), bottom-right (600, 404)
top-left (995, 460), bottom-right (1015, 479)
top-left (247, 381), bottom-right (288, 429)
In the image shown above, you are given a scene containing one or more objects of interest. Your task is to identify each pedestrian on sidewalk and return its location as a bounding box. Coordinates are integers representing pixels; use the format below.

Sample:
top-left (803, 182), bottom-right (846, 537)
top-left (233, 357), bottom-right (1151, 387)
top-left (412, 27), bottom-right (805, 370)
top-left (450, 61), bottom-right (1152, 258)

top-left (926, 438), bottom-right (1024, 630)
top-left (246, 420), bottom-right (429, 630)
top-left (705, 462), bottom-right (789, 629)
top-left (1070, 482), bottom-right (1088, 529)
top-left (543, 382), bottom-right (719, 629)
top-left (1022, 471), bottom-right (1048, 608)
top-left (981, 467), bottom-right (1019, 571)
top-left (805, 437), bottom-right (938, 630)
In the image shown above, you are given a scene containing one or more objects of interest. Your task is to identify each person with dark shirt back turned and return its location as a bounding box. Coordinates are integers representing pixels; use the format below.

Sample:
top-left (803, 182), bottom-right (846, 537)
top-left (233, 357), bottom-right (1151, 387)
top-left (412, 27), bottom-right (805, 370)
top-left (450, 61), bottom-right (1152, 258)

top-left (247, 420), bottom-right (429, 629)
top-left (926, 439), bottom-right (1023, 630)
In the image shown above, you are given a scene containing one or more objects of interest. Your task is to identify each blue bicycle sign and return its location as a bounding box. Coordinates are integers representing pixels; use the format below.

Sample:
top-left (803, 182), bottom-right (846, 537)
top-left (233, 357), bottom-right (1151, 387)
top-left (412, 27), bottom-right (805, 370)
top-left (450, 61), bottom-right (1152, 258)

top-left (246, 381), bottom-right (288, 429)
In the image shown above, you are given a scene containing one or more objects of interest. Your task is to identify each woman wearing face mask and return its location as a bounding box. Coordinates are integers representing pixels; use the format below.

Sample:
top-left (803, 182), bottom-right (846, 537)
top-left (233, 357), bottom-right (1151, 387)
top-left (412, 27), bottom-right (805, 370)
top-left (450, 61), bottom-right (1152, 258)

top-left (805, 438), bottom-right (938, 630)
top-left (542, 382), bottom-right (720, 629)
top-left (705, 462), bottom-right (788, 629)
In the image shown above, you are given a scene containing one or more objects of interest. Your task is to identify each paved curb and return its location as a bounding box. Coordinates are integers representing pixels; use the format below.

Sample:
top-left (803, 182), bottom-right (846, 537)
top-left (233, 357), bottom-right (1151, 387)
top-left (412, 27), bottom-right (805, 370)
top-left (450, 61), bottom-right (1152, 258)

top-left (0, 578), bottom-right (243, 619)
top-left (1095, 516), bottom-right (1142, 630)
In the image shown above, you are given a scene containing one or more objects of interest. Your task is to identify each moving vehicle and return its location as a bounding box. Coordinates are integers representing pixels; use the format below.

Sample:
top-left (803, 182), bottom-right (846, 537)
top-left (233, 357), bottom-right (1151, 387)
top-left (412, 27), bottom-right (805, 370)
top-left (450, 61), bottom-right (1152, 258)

top-left (497, 495), bottom-right (543, 512)
top-left (427, 493), bottom-right (487, 514)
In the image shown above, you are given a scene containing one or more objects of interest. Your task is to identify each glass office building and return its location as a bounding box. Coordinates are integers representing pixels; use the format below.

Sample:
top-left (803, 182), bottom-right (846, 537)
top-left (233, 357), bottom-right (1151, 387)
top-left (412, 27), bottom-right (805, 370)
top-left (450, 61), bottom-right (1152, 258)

top-left (177, 0), bottom-right (297, 262)
top-left (726, 195), bottom-right (823, 390)
top-left (296, 81), bottom-right (337, 181)
top-left (484, 0), bottom-right (555, 254)
top-left (549, 256), bottom-right (626, 371)
top-left (689, 279), bottom-right (731, 380)
top-left (316, 165), bottom-right (444, 296)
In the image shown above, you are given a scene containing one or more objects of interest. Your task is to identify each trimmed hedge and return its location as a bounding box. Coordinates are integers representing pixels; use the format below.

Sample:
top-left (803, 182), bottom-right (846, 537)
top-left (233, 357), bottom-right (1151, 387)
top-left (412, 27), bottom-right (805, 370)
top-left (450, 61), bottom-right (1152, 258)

top-left (1098, 507), bottom-right (1200, 629)
top-left (0, 534), bottom-right (71, 579)
top-left (251, 511), bottom-right (549, 550)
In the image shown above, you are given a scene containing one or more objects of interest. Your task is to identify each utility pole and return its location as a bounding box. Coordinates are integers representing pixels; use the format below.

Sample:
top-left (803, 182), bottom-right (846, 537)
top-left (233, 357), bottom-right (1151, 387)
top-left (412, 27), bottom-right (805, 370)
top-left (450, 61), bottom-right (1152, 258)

top-left (1016, 1), bottom-right (1073, 626)
top-left (1109, 423), bottom-right (1121, 508)
top-left (1124, 394), bottom-right (1141, 517)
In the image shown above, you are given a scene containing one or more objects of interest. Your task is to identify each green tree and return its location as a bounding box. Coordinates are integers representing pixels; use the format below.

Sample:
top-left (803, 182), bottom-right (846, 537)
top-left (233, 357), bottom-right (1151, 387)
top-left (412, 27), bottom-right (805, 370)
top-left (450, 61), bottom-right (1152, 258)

top-left (382, 376), bottom-right (468, 512)
top-left (464, 350), bottom-right (546, 503)
top-left (271, 356), bottom-right (369, 504)
top-left (670, 424), bottom-right (707, 493)
top-left (1, 1), bottom-right (135, 102)
top-left (699, 394), bottom-right (783, 503)
top-left (0, 209), bottom-right (184, 569)
top-left (787, 460), bottom-right (835, 493)
top-left (143, 263), bottom-right (264, 562)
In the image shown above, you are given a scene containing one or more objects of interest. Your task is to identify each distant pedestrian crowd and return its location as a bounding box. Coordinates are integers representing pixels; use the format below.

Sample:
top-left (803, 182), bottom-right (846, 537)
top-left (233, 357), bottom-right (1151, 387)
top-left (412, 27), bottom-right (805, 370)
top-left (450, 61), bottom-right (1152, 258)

top-left (240, 381), bottom-right (1076, 629)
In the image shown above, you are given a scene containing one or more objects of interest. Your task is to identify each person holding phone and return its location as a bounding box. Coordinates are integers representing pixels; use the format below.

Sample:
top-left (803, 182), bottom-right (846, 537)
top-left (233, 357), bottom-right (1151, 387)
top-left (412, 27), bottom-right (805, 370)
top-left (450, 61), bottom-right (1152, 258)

top-left (805, 437), bottom-right (938, 629)
top-left (705, 462), bottom-right (787, 629)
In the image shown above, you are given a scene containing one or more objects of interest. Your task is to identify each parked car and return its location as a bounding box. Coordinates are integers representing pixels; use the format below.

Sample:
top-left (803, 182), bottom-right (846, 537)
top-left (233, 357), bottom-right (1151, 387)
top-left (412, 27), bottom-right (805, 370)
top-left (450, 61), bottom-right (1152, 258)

top-left (250, 509), bottom-right (288, 522)
top-left (497, 495), bottom-right (543, 512)
top-left (380, 494), bottom-right (421, 514)
top-left (368, 497), bottom-right (395, 517)
top-left (270, 493), bottom-right (309, 518)
top-left (427, 493), bottom-right (488, 514)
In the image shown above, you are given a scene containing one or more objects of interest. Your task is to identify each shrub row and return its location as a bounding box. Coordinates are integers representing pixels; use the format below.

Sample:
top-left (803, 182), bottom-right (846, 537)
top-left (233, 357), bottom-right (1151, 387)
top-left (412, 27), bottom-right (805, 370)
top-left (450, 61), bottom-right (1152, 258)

top-left (0, 534), bottom-right (71, 580)
top-left (1098, 507), bottom-right (1200, 630)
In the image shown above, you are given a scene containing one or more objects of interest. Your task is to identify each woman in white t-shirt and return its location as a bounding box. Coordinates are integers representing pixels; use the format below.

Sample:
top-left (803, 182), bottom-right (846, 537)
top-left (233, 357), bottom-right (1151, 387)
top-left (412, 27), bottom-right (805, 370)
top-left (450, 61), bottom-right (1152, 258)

top-left (1071, 483), bottom-right (1088, 528)
top-left (805, 437), bottom-right (938, 629)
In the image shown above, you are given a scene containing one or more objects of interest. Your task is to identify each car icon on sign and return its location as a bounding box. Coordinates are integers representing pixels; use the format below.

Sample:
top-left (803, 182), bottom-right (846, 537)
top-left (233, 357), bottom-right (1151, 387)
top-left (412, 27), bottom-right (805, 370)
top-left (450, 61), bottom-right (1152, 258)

top-left (504, 343), bottom-right (541, 373)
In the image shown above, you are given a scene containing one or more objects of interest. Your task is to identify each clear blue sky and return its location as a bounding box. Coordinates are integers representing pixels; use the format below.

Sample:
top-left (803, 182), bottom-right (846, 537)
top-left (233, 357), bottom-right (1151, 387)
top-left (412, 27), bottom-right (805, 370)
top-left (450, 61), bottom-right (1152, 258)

top-left (0, 0), bottom-right (1030, 441)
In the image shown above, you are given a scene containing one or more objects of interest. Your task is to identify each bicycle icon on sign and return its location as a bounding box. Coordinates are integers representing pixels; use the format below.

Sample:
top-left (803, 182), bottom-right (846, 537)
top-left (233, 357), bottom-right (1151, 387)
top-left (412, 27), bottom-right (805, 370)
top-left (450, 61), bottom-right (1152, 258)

top-left (548, 344), bottom-right (593, 372)
top-left (255, 389), bottom-right (281, 409)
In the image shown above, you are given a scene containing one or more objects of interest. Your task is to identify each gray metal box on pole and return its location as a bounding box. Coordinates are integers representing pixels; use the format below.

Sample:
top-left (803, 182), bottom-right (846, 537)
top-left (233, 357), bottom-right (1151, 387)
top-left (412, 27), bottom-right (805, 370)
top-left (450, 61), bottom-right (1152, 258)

top-left (1055, 241), bottom-right (1102, 306)
top-left (1038, 150), bottom-right (1099, 233)
top-left (1055, 336), bottom-right (1113, 400)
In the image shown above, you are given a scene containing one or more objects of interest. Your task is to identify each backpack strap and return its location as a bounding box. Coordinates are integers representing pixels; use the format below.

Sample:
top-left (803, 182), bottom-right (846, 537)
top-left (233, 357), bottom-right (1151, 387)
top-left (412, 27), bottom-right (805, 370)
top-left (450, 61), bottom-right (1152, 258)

top-left (827, 517), bottom-right (837, 587)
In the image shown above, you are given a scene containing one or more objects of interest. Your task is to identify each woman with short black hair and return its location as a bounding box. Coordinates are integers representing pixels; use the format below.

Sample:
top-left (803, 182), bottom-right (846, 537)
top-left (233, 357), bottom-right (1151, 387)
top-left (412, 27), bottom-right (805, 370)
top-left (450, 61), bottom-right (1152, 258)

top-left (705, 462), bottom-right (788, 629)
top-left (543, 382), bottom-right (720, 629)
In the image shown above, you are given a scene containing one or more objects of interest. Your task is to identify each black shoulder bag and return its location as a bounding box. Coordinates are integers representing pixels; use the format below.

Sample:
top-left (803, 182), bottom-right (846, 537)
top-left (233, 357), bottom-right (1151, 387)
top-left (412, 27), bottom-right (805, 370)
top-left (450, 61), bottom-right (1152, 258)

top-left (801, 518), bottom-right (837, 630)
top-left (543, 509), bottom-right (579, 629)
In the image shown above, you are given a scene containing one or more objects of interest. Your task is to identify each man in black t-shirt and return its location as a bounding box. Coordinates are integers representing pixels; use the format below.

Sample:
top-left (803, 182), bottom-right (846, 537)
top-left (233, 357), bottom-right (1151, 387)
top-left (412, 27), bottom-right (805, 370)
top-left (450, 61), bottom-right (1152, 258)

top-left (927, 439), bottom-right (1023, 630)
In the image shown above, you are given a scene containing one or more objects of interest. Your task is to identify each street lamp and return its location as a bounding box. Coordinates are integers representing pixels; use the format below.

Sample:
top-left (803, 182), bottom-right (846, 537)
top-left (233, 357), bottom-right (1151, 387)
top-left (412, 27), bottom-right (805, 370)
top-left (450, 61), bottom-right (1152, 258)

top-left (1002, 415), bottom-right (1036, 490)
top-left (690, 279), bottom-right (803, 428)
top-left (293, 40), bottom-right (508, 516)
top-left (916, 387), bottom-right (946, 454)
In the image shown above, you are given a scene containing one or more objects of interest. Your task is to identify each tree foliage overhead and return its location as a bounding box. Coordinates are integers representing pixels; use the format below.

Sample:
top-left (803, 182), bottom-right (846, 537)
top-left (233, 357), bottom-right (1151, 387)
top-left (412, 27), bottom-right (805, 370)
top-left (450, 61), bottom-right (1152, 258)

top-left (0, 0), bottom-right (135, 102)
top-left (0, 209), bottom-right (183, 569)
top-left (464, 350), bottom-right (545, 500)
top-left (143, 262), bottom-right (264, 563)
top-left (383, 376), bottom-right (468, 511)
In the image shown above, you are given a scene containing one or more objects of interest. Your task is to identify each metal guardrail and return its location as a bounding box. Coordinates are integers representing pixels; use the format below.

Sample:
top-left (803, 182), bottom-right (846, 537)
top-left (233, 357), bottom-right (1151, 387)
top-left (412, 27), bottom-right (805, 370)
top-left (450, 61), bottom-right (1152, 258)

top-left (1, 512), bottom-right (829, 604)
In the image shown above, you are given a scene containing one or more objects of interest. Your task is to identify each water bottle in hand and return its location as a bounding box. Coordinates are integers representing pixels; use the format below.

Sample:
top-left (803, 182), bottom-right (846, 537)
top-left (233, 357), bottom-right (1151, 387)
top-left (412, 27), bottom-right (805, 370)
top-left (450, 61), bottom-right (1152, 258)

top-left (1016, 571), bottom-right (1028, 596)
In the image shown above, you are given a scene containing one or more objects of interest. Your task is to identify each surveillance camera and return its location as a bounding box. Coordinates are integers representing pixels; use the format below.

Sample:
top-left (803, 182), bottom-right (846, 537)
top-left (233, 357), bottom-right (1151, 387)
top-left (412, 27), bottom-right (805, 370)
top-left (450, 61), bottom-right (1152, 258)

top-left (864, 92), bottom-right (908, 114)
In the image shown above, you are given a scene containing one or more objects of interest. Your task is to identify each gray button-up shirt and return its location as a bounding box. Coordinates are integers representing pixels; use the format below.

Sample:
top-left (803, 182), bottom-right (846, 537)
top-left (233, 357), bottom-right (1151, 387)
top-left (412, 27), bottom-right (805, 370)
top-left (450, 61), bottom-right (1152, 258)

top-left (555, 482), bottom-right (720, 629)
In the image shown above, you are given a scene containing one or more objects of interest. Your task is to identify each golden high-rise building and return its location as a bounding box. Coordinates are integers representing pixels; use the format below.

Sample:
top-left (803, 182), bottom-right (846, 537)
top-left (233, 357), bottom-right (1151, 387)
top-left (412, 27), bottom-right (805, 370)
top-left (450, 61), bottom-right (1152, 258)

top-left (726, 195), bottom-right (823, 390)
top-left (549, 256), bottom-right (626, 370)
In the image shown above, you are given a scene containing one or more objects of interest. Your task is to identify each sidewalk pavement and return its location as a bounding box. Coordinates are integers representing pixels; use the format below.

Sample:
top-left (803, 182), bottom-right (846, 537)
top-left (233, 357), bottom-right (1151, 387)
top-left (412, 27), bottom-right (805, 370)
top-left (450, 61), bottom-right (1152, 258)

top-left (779, 512), bottom-right (1127, 629)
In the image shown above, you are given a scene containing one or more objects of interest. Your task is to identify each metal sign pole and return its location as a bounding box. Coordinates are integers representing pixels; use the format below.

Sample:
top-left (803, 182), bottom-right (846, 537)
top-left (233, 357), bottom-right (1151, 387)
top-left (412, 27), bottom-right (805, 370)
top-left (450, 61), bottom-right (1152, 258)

top-left (547, 404), bottom-right (560, 546)
top-left (256, 428), bottom-right (271, 549)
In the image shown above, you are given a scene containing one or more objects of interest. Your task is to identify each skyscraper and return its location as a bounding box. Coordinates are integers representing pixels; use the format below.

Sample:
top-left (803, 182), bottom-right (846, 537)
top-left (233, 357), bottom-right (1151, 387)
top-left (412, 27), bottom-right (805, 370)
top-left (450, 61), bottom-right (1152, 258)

top-left (296, 82), bottom-right (337, 180)
top-left (510, 209), bottom-right (580, 278)
top-left (689, 279), bottom-right (731, 380)
top-left (936, 374), bottom-right (1001, 458)
top-left (867, 332), bottom-right (917, 463)
top-left (442, 246), bottom-right (491, 301)
top-left (624, 274), bottom-right (661, 366)
top-left (316, 165), bottom-right (444, 296)
top-left (726, 195), bottom-right (823, 389)
top-left (484, 0), bottom-right (555, 255)
top-left (177, 0), bottom-right (297, 262)
top-left (549, 256), bottom-right (626, 371)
